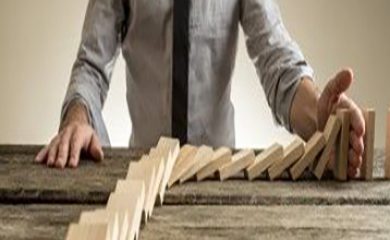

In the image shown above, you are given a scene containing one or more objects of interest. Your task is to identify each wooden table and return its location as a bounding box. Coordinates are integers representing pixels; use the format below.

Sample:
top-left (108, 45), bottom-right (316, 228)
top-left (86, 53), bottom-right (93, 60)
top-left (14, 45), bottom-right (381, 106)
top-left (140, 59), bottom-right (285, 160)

top-left (1, 145), bottom-right (390, 239)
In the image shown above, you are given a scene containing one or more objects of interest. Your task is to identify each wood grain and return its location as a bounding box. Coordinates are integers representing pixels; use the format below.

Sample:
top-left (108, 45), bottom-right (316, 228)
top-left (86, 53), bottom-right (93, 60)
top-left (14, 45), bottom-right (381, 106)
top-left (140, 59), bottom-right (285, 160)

top-left (0, 147), bottom-right (387, 205)
top-left (2, 204), bottom-right (390, 240)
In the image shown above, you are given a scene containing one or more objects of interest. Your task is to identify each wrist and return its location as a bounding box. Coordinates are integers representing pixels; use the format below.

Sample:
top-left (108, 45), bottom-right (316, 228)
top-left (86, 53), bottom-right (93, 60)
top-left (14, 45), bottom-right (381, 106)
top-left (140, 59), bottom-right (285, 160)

top-left (290, 77), bottom-right (320, 140)
top-left (60, 101), bottom-right (90, 130)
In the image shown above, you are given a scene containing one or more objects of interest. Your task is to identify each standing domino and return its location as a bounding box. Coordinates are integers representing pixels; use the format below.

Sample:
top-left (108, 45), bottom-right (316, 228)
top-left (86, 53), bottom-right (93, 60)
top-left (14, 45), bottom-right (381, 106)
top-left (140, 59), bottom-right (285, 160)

top-left (361, 109), bottom-right (375, 180)
top-left (385, 109), bottom-right (390, 179)
top-left (334, 109), bottom-right (351, 181)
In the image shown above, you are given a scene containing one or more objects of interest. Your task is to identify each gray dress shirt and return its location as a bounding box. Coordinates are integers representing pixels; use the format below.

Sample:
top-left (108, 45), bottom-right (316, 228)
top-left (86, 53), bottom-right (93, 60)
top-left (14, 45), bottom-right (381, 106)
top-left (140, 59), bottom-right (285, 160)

top-left (62, 0), bottom-right (314, 148)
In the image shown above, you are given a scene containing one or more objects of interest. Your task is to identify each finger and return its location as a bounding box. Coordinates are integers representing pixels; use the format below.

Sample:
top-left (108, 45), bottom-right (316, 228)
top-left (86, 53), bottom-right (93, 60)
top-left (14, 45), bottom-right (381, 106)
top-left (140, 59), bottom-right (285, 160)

top-left (68, 131), bottom-right (84, 168)
top-left (326, 148), bottom-right (336, 170)
top-left (348, 148), bottom-right (362, 169)
top-left (35, 146), bottom-right (49, 163)
top-left (348, 165), bottom-right (358, 178)
top-left (47, 137), bottom-right (60, 167)
top-left (351, 107), bottom-right (365, 137)
top-left (55, 128), bottom-right (73, 169)
top-left (323, 69), bottom-right (353, 100)
top-left (338, 97), bottom-right (365, 137)
top-left (88, 133), bottom-right (104, 162)
top-left (350, 130), bottom-right (364, 156)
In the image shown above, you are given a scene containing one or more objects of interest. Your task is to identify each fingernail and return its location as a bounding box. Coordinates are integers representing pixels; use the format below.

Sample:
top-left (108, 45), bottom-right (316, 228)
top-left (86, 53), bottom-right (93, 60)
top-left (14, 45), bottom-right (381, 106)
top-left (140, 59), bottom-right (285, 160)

top-left (55, 161), bottom-right (62, 168)
top-left (47, 160), bottom-right (54, 167)
top-left (68, 159), bottom-right (76, 168)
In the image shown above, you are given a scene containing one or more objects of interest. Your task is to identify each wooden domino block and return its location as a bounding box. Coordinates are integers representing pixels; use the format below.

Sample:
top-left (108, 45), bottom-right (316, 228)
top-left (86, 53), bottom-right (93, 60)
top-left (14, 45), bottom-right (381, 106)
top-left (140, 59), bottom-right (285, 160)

top-left (147, 156), bottom-right (165, 216)
top-left (167, 145), bottom-right (198, 187)
top-left (313, 115), bottom-right (342, 180)
top-left (245, 143), bottom-right (283, 180)
top-left (385, 109), bottom-right (390, 179)
top-left (268, 137), bottom-right (305, 180)
top-left (180, 145), bottom-right (214, 183)
top-left (218, 149), bottom-right (255, 181)
top-left (66, 223), bottom-right (111, 240)
top-left (333, 109), bottom-right (351, 181)
top-left (290, 132), bottom-right (326, 180)
top-left (196, 147), bottom-right (232, 181)
top-left (106, 180), bottom-right (145, 240)
top-left (360, 109), bottom-right (376, 180)
top-left (79, 210), bottom-right (119, 240)
top-left (150, 137), bottom-right (180, 205)
top-left (126, 156), bottom-right (156, 221)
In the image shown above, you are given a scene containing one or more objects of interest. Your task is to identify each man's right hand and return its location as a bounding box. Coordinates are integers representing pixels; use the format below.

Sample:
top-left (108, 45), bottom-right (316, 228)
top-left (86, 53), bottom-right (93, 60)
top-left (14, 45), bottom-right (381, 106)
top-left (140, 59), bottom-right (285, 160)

top-left (35, 102), bottom-right (104, 168)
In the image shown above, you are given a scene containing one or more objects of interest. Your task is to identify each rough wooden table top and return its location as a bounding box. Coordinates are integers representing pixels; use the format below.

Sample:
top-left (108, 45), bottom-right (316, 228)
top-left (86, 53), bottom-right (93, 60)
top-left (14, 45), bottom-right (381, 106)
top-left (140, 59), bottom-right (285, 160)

top-left (0, 145), bottom-right (389, 240)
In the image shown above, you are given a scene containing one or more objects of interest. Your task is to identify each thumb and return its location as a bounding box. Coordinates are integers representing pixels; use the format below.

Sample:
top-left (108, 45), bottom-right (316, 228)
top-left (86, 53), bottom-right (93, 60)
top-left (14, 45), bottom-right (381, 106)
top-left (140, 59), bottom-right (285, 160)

top-left (318, 68), bottom-right (354, 130)
top-left (88, 133), bottom-right (104, 162)
top-left (323, 68), bottom-right (353, 101)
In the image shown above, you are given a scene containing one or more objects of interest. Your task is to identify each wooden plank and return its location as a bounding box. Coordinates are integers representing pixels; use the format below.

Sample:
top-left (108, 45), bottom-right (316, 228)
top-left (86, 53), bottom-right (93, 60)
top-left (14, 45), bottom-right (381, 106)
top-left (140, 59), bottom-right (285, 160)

top-left (290, 132), bottom-right (326, 180)
top-left (0, 146), bottom-right (145, 204)
top-left (268, 137), bottom-right (305, 180)
top-left (140, 205), bottom-right (390, 240)
top-left (361, 109), bottom-right (375, 180)
top-left (151, 137), bottom-right (180, 205)
top-left (334, 109), bottom-right (351, 181)
top-left (78, 209), bottom-right (119, 240)
top-left (313, 115), bottom-right (342, 180)
top-left (385, 109), bottom-right (390, 179)
top-left (3, 204), bottom-right (390, 240)
top-left (180, 146), bottom-right (214, 183)
top-left (218, 150), bottom-right (255, 181)
top-left (0, 147), bottom-right (387, 205)
top-left (0, 204), bottom-right (97, 240)
top-left (106, 180), bottom-right (145, 240)
top-left (167, 145), bottom-right (198, 188)
top-left (245, 143), bottom-right (283, 180)
top-left (196, 147), bottom-right (232, 181)
top-left (126, 156), bottom-right (156, 221)
top-left (66, 223), bottom-right (110, 240)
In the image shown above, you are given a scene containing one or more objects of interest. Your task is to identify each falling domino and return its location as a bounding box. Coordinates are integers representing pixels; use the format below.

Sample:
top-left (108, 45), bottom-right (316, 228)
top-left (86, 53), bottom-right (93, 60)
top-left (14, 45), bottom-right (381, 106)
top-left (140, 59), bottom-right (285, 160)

top-left (151, 137), bottom-right (180, 205)
top-left (167, 145), bottom-right (198, 188)
top-left (360, 109), bottom-right (376, 180)
top-left (385, 109), bottom-right (390, 179)
top-left (146, 156), bottom-right (165, 216)
top-left (196, 147), bottom-right (232, 181)
top-left (126, 156), bottom-right (156, 222)
top-left (313, 115), bottom-right (342, 180)
top-left (218, 149), bottom-right (255, 181)
top-left (180, 146), bottom-right (214, 183)
top-left (290, 132), bottom-right (326, 181)
top-left (334, 109), bottom-right (351, 181)
top-left (170, 145), bottom-right (194, 171)
top-left (245, 143), bottom-right (283, 181)
top-left (78, 210), bottom-right (119, 240)
top-left (106, 181), bottom-right (145, 240)
top-left (66, 223), bottom-right (111, 240)
top-left (268, 137), bottom-right (305, 180)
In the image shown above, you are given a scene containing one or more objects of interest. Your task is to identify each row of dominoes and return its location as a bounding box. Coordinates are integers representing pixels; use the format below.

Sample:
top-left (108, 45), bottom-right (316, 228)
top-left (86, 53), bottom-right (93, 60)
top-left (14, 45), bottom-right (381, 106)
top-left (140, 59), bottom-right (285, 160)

top-left (168, 109), bottom-right (376, 186)
top-left (65, 108), bottom-right (378, 239)
top-left (65, 137), bottom-right (180, 240)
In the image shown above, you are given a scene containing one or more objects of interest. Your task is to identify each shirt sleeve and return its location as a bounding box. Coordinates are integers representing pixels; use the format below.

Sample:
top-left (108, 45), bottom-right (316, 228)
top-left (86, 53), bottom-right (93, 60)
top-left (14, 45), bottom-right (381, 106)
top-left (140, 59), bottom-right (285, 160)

top-left (61, 0), bottom-right (129, 146)
top-left (240, 0), bottom-right (314, 131)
